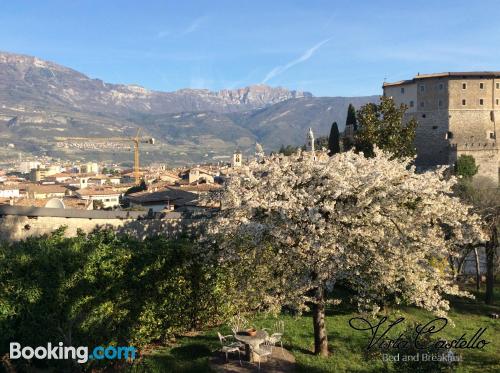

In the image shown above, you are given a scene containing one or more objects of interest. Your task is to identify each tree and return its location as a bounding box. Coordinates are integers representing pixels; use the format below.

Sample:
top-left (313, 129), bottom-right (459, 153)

top-left (455, 178), bottom-right (499, 304)
top-left (92, 199), bottom-right (104, 210)
top-left (208, 149), bottom-right (484, 357)
top-left (0, 229), bottom-right (234, 370)
top-left (346, 103), bottom-right (357, 131)
top-left (278, 144), bottom-right (299, 156)
top-left (455, 154), bottom-right (479, 179)
top-left (315, 136), bottom-right (329, 150)
top-left (125, 179), bottom-right (147, 195)
top-left (355, 96), bottom-right (417, 159)
top-left (327, 122), bottom-right (340, 156)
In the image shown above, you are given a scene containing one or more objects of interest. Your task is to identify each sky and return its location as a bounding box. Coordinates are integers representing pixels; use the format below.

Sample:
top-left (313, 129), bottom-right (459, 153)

top-left (1, 0), bottom-right (499, 97)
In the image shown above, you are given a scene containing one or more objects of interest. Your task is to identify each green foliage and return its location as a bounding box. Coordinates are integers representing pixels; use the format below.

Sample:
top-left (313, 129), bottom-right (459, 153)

top-left (136, 284), bottom-right (500, 373)
top-left (392, 323), bottom-right (461, 373)
top-left (315, 136), bottom-right (329, 150)
top-left (278, 144), bottom-right (300, 156)
top-left (355, 96), bottom-right (417, 159)
top-left (102, 167), bottom-right (121, 176)
top-left (346, 103), bottom-right (357, 130)
top-left (125, 180), bottom-right (148, 195)
top-left (0, 229), bottom-right (233, 370)
top-left (92, 199), bottom-right (104, 209)
top-left (328, 122), bottom-right (340, 156)
top-left (455, 155), bottom-right (479, 179)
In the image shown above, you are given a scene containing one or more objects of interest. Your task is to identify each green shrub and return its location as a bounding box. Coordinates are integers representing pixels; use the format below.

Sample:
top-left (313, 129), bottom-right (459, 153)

top-left (455, 155), bottom-right (479, 179)
top-left (0, 228), bottom-right (233, 371)
top-left (392, 323), bottom-right (461, 373)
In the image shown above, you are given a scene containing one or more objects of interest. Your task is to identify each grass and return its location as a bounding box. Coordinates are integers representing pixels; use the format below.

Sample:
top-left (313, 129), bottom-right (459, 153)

top-left (129, 284), bottom-right (500, 373)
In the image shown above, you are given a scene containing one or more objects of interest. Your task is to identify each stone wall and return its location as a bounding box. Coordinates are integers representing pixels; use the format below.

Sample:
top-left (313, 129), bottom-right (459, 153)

top-left (448, 77), bottom-right (498, 142)
top-left (385, 75), bottom-right (500, 184)
top-left (0, 206), bottom-right (199, 241)
top-left (450, 144), bottom-right (500, 183)
top-left (0, 215), bottom-right (198, 241)
top-left (384, 82), bottom-right (417, 113)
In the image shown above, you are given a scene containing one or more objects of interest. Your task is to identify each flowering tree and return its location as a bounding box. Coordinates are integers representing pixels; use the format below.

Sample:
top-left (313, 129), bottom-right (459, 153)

top-left (207, 149), bottom-right (485, 356)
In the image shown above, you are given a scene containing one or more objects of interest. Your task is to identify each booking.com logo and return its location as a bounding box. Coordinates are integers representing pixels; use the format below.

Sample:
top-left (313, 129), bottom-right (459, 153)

top-left (10, 342), bottom-right (137, 363)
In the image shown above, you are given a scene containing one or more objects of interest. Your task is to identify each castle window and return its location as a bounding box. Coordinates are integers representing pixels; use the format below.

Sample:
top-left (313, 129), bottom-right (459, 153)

top-left (462, 99), bottom-right (467, 106)
top-left (496, 82), bottom-right (500, 89)
top-left (420, 101), bottom-right (425, 108)
top-left (462, 82), bottom-right (467, 89)
top-left (480, 99), bottom-right (484, 105)
top-left (422, 114), bottom-right (426, 118)
top-left (401, 87), bottom-right (405, 94)
top-left (446, 131), bottom-right (453, 140)
top-left (420, 84), bottom-right (425, 92)
top-left (439, 83), bottom-right (444, 90)
top-left (409, 100), bottom-right (414, 107)
top-left (480, 82), bottom-right (484, 89)
top-left (432, 126), bottom-right (438, 129)
top-left (496, 99), bottom-right (499, 105)
top-left (489, 131), bottom-right (496, 139)
top-left (438, 99), bottom-right (443, 108)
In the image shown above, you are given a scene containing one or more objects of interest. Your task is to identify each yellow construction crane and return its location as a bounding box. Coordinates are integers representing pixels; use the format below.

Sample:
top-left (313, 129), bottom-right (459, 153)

top-left (55, 129), bottom-right (155, 184)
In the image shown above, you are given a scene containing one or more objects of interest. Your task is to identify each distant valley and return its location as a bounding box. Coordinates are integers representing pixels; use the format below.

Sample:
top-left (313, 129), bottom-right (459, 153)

top-left (0, 51), bottom-right (378, 165)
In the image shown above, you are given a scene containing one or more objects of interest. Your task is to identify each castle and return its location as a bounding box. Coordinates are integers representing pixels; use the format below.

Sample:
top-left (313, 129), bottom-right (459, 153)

top-left (383, 72), bottom-right (500, 184)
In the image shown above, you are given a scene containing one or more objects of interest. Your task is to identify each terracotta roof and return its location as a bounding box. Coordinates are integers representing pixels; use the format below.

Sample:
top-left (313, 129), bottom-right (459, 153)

top-left (0, 198), bottom-right (11, 205)
top-left (383, 71), bottom-right (500, 87)
top-left (75, 188), bottom-right (122, 196)
top-left (126, 187), bottom-right (197, 205)
top-left (26, 184), bottom-right (68, 194)
top-left (11, 198), bottom-right (47, 207)
top-left (176, 184), bottom-right (222, 192)
top-left (61, 197), bottom-right (92, 209)
top-left (160, 171), bottom-right (180, 179)
top-left (51, 173), bottom-right (75, 178)
top-left (190, 167), bottom-right (213, 175)
top-left (0, 185), bottom-right (19, 190)
top-left (2, 197), bottom-right (92, 210)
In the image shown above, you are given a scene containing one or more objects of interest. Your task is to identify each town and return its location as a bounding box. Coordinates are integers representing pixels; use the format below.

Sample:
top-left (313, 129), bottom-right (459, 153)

top-left (1, 72), bottom-right (498, 242)
top-left (0, 2), bottom-right (499, 372)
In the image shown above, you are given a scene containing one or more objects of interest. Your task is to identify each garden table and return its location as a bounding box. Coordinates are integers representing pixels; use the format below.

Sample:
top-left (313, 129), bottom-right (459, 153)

top-left (234, 330), bottom-right (269, 362)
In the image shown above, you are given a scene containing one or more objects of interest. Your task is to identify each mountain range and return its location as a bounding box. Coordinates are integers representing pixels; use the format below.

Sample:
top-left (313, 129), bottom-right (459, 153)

top-left (0, 51), bottom-right (378, 166)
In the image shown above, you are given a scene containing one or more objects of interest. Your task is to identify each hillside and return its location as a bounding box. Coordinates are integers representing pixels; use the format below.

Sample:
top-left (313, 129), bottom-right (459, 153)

top-left (0, 51), bottom-right (378, 165)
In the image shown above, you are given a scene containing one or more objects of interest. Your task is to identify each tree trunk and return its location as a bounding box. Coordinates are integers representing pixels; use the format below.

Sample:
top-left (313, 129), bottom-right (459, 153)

top-left (474, 247), bottom-right (481, 291)
top-left (485, 225), bottom-right (497, 305)
top-left (312, 285), bottom-right (329, 356)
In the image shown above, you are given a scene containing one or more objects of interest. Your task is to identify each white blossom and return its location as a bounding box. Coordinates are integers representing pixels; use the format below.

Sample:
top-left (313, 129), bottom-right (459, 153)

top-left (206, 148), bottom-right (486, 316)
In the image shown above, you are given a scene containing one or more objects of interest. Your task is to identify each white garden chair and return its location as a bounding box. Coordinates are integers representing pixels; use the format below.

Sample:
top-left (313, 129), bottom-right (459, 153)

top-left (229, 314), bottom-right (248, 334)
top-left (250, 339), bottom-right (273, 371)
top-left (265, 320), bottom-right (285, 356)
top-left (217, 332), bottom-right (243, 365)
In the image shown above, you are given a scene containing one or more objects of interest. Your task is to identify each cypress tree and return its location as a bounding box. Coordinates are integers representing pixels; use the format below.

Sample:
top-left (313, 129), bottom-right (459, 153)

top-left (328, 122), bottom-right (340, 156)
top-left (346, 103), bottom-right (357, 131)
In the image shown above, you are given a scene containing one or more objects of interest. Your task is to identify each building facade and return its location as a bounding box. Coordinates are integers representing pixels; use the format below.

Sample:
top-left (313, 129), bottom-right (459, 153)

top-left (383, 72), bottom-right (500, 183)
top-left (75, 188), bottom-right (121, 208)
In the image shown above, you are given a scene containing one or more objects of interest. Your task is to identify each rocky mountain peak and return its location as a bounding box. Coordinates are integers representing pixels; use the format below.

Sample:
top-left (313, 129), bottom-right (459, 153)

top-left (0, 51), bottom-right (313, 113)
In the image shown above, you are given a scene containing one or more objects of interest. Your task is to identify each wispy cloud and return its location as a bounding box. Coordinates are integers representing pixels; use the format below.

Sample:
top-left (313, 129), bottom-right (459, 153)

top-left (156, 15), bottom-right (208, 39)
top-left (262, 38), bottom-right (331, 83)
top-left (180, 15), bottom-right (207, 36)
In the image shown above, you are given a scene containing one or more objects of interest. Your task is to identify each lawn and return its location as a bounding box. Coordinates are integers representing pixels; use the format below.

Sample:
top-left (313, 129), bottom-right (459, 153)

top-left (129, 285), bottom-right (500, 373)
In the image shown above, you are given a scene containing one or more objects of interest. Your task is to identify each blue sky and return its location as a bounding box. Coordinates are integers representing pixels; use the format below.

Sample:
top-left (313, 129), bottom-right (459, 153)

top-left (1, 0), bottom-right (499, 97)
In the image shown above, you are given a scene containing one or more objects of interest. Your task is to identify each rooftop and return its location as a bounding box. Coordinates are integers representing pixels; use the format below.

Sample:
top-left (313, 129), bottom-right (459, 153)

top-left (75, 188), bottom-right (122, 196)
top-left (176, 183), bottom-right (223, 192)
top-left (383, 71), bottom-right (500, 87)
top-left (1, 197), bottom-right (91, 210)
top-left (126, 187), bottom-right (197, 205)
top-left (26, 184), bottom-right (68, 194)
